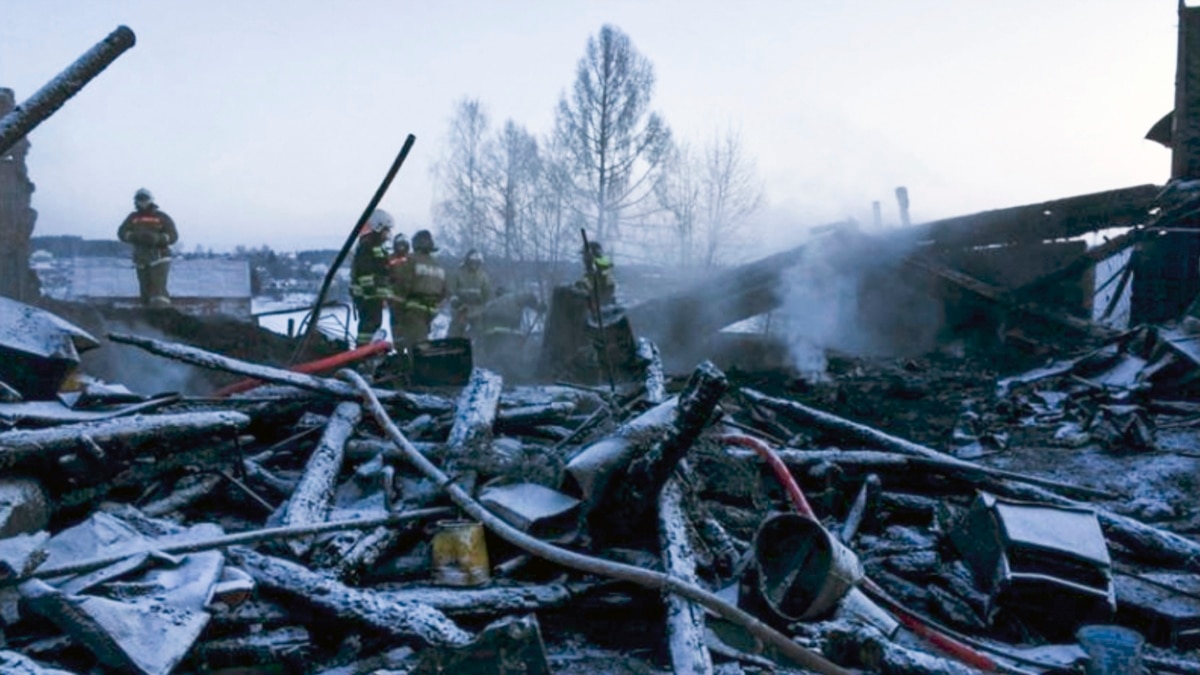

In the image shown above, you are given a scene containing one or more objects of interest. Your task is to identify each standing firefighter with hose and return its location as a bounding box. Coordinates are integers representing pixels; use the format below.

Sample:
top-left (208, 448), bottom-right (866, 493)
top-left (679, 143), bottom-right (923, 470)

top-left (117, 188), bottom-right (178, 308)
top-left (349, 209), bottom-right (394, 346)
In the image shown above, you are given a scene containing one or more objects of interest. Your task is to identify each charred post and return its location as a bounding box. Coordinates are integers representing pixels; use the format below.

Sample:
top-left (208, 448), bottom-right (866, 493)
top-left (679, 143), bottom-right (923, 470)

top-left (0, 26), bottom-right (136, 156)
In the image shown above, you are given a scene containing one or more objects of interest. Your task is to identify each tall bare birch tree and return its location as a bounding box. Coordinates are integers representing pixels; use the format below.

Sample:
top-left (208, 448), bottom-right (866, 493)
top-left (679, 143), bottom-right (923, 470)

top-left (433, 98), bottom-right (495, 253)
top-left (554, 25), bottom-right (672, 245)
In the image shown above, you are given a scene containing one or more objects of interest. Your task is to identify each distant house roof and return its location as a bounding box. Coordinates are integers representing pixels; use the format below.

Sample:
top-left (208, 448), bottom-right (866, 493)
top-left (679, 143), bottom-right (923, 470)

top-left (68, 257), bottom-right (252, 300)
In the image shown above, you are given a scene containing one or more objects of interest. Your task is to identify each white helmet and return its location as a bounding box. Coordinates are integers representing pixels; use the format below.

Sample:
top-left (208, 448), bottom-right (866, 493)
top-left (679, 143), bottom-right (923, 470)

top-left (367, 208), bottom-right (394, 233)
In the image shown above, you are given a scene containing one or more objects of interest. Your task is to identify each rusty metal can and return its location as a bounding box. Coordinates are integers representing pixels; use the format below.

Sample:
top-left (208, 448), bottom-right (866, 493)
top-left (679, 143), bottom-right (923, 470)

top-left (430, 520), bottom-right (490, 586)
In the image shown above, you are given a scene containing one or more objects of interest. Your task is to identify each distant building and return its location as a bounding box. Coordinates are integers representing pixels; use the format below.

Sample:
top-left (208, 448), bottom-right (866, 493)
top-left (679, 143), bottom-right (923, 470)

top-left (64, 257), bottom-right (252, 317)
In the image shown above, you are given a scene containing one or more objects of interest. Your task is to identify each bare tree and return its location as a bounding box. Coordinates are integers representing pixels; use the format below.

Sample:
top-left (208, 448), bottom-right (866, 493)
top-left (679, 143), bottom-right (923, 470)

top-left (489, 120), bottom-right (542, 263)
top-left (528, 138), bottom-right (584, 300)
top-left (554, 24), bottom-right (672, 245)
top-left (432, 98), bottom-right (495, 253)
top-left (655, 141), bottom-right (702, 267)
top-left (700, 127), bottom-right (764, 268)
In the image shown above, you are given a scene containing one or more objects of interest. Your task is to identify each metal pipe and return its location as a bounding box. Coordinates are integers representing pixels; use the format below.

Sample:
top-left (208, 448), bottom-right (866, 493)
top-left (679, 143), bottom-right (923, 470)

top-left (0, 26), bottom-right (136, 156)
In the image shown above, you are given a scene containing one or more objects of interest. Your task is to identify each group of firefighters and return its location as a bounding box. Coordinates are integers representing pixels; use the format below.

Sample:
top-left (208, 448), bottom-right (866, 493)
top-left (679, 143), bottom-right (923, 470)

top-left (113, 189), bottom-right (618, 363)
top-left (349, 208), bottom-right (599, 354)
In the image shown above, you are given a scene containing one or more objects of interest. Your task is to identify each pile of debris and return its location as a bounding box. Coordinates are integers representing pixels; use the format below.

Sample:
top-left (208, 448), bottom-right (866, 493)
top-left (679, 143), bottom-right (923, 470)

top-left (4, 294), bottom-right (1200, 675)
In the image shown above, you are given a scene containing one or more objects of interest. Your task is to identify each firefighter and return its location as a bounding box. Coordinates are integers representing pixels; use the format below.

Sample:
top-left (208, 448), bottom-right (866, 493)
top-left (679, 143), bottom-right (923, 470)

top-left (576, 240), bottom-right (616, 306)
top-left (448, 248), bottom-right (492, 338)
top-left (392, 229), bottom-right (447, 348)
top-left (349, 209), bottom-right (394, 346)
top-left (117, 188), bottom-right (179, 307)
top-left (386, 232), bottom-right (411, 343)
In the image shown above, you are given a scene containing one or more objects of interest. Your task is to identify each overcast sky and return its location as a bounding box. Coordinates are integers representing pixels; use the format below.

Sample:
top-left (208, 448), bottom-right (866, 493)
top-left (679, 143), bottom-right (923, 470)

top-left (0, 1), bottom-right (1182, 254)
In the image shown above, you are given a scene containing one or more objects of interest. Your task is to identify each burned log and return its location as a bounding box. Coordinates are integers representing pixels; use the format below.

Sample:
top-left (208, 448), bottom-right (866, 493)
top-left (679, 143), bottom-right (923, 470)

top-left (279, 401), bottom-right (360, 558)
top-left (58, 435), bottom-right (252, 510)
top-left (821, 621), bottom-right (982, 675)
top-left (377, 582), bottom-right (602, 618)
top-left (227, 547), bottom-right (471, 648)
top-left (0, 477), bottom-right (49, 537)
top-left (0, 410), bottom-right (250, 471)
top-left (141, 474), bottom-right (223, 517)
top-left (11, 507), bottom-right (452, 584)
top-left (495, 401), bottom-right (576, 432)
top-left (576, 361), bottom-right (727, 544)
top-left (658, 475), bottom-right (713, 675)
top-left (0, 26), bottom-right (136, 156)
top-left (442, 368), bottom-right (503, 470)
top-left (740, 391), bottom-right (1118, 500)
top-left (107, 332), bottom-right (451, 413)
top-left (333, 525), bottom-right (403, 582)
top-left (638, 338), bottom-right (667, 404)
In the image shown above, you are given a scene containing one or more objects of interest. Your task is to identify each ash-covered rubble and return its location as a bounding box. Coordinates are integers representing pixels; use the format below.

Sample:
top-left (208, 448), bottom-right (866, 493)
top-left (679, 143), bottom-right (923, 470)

top-left (4, 293), bottom-right (1200, 675)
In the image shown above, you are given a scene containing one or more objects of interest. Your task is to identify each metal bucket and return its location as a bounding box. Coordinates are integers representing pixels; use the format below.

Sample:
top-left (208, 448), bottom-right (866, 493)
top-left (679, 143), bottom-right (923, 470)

top-left (430, 520), bottom-right (490, 587)
top-left (741, 513), bottom-right (863, 625)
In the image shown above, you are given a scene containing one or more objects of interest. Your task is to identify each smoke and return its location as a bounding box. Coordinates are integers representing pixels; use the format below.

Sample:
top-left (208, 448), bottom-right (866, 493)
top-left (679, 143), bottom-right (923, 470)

top-left (775, 226), bottom-right (944, 377)
top-left (80, 316), bottom-right (220, 397)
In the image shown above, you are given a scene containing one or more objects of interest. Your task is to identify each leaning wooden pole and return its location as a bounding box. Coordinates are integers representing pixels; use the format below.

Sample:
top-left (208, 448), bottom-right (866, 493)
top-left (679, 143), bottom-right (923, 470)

top-left (0, 26), bottom-right (135, 156)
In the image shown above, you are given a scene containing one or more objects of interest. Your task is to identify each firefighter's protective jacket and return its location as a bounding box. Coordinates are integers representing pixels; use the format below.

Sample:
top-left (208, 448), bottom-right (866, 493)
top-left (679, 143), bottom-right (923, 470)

top-left (451, 266), bottom-right (492, 309)
top-left (350, 233), bottom-right (392, 300)
top-left (394, 251), bottom-right (448, 314)
top-left (580, 254), bottom-right (616, 305)
top-left (117, 207), bottom-right (178, 266)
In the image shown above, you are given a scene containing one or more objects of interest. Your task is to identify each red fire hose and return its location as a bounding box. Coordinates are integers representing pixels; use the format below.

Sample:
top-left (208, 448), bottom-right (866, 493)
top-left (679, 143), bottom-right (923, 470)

top-left (718, 432), bottom-right (999, 672)
top-left (212, 339), bottom-right (393, 397)
top-left (716, 434), bottom-right (816, 519)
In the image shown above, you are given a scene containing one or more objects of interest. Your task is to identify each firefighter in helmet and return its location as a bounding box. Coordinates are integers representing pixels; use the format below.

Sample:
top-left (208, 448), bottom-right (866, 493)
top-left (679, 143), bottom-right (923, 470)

top-left (576, 240), bottom-right (616, 306)
top-left (349, 209), bottom-right (394, 346)
top-left (391, 229), bottom-right (447, 348)
top-left (386, 233), bottom-right (411, 343)
top-left (448, 248), bottom-right (492, 338)
top-left (117, 188), bottom-right (179, 307)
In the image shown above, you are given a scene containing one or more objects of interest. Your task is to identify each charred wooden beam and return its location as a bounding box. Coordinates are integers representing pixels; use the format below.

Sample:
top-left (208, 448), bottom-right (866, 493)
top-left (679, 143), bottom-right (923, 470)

top-left (587, 361), bottom-right (727, 545)
top-left (909, 184), bottom-right (1159, 250)
top-left (0, 26), bottom-right (135, 156)
top-left (107, 332), bottom-right (451, 413)
top-left (495, 401), bottom-right (576, 432)
top-left (279, 401), bottom-right (360, 558)
top-left (377, 582), bottom-right (603, 617)
top-left (141, 474), bottom-right (223, 517)
top-left (10, 507), bottom-right (452, 585)
top-left (1175, 3), bottom-right (1200, 179)
top-left (638, 338), bottom-right (667, 404)
top-left (902, 253), bottom-right (1115, 340)
top-left (442, 368), bottom-right (503, 470)
top-left (1012, 227), bottom-right (1142, 298)
top-left (58, 436), bottom-right (251, 510)
top-left (227, 547), bottom-right (472, 648)
top-left (0, 411), bottom-right (250, 471)
top-left (659, 475), bottom-right (713, 675)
